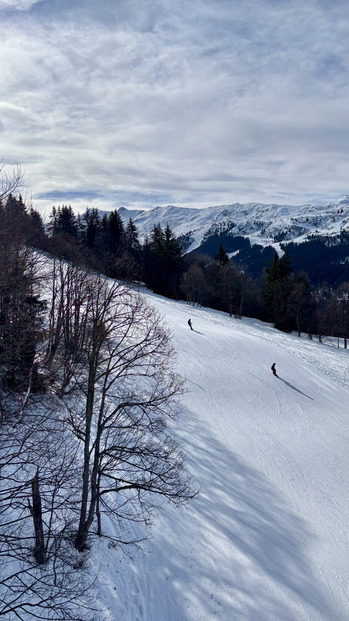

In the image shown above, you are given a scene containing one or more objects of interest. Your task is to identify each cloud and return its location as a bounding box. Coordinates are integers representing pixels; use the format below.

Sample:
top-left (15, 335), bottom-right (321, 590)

top-left (0, 0), bottom-right (41, 11)
top-left (0, 0), bottom-right (347, 212)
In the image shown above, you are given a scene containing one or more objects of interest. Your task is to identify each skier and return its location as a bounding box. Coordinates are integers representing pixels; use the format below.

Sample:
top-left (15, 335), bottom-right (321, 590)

top-left (271, 362), bottom-right (278, 377)
top-left (188, 318), bottom-right (193, 330)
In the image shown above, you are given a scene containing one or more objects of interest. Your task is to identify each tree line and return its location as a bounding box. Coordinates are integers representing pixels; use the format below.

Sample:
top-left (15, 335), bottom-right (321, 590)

top-left (2, 196), bottom-right (349, 346)
top-left (42, 203), bottom-right (349, 345)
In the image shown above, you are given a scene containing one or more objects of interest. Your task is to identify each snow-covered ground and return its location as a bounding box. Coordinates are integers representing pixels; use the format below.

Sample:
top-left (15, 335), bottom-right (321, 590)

top-left (92, 291), bottom-right (349, 621)
top-left (119, 195), bottom-right (349, 251)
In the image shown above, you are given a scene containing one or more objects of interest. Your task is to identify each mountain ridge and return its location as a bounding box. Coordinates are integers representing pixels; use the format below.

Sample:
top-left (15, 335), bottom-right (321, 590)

top-left (119, 195), bottom-right (349, 254)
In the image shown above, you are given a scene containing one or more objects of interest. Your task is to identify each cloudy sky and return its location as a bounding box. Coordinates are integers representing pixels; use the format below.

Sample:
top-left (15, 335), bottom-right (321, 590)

top-left (0, 0), bottom-right (348, 214)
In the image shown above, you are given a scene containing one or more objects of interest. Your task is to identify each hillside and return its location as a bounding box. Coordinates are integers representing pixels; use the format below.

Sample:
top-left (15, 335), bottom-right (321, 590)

top-left (91, 290), bottom-right (349, 621)
top-left (119, 196), bottom-right (349, 253)
top-left (117, 197), bottom-right (349, 284)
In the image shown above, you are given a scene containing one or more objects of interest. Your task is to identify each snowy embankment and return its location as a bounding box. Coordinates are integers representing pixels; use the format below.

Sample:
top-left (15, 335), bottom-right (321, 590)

top-left (92, 292), bottom-right (349, 621)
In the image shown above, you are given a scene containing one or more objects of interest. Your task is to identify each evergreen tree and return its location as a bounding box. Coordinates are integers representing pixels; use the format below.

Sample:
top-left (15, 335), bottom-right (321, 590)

top-left (214, 243), bottom-right (230, 266)
top-left (111, 217), bottom-right (144, 281)
top-left (27, 207), bottom-right (46, 249)
top-left (151, 223), bottom-right (165, 256)
top-left (125, 217), bottom-right (141, 259)
top-left (144, 224), bottom-right (183, 297)
top-left (264, 251), bottom-right (293, 331)
top-left (81, 208), bottom-right (101, 250)
top-left (50, 205), bottom-right (78, 239)
top-left (107, 209), bottom-right (125, 254)
top-left (97, 213), bottom-right (110, 260)
top-left (144, 224), bottom-right (165, 293)
top-left (163, 224), bottom-right (183, 270)
top-left (0, 194), bottom-right (28, 240)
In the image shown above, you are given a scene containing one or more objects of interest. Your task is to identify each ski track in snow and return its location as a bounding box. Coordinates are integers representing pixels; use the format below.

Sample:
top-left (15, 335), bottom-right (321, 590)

top-left (92, 293), bottom-right (349, 621)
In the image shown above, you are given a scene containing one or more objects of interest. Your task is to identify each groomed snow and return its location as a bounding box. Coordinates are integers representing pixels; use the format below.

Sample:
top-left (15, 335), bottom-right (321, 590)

top-left (92, 291), bottom-right (349, 621)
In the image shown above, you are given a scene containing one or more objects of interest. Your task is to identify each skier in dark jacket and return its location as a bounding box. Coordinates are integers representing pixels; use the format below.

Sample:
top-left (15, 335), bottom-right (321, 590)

top-left (188, 319), bottom-right (193, 330)
top-left (271, 363), bottom-right (277, 377)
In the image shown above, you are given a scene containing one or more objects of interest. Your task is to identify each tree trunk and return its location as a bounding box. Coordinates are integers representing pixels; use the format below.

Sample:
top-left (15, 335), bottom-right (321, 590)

top-left (31, 469), bottom-right (46, 564)
top-left (96, 471), bottom-right (102, 537)
top-left (74, 363), bottom-right (96, 551)
top-left (84, 391), bottom-right (106, 540)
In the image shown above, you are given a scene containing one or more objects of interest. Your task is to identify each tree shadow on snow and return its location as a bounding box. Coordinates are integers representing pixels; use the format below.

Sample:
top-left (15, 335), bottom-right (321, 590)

top-left (144, 412), bottom-right (340, 621)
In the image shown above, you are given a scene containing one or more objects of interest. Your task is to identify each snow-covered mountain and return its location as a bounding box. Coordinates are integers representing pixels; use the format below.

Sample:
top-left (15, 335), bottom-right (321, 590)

top-left (119, 196), bottom-right (349, 253)
top-left (92, 288), bottom-right (349, 621)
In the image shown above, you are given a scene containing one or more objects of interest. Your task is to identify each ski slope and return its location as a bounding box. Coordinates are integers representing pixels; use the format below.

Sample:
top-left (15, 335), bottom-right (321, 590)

top-left (93, 291), bottom-right (349, 621)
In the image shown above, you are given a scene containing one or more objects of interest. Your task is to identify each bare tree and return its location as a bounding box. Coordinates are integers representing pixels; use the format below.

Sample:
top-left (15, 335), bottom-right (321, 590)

top-left (327, 282), bottom-right (349, 348)
top-left (77, 278), bottom-right (193, 550)
top-left (181, 263), bottom-right (207, 307)
top-left (0, 200), bottom-right (99, 619)
top-left (0, 162), bottom-right (23, 203)
top-left (45, 270), bottom-right (194, 551)
top-left (212, 262), bottom-right (245, 318)
top-left (287, 272), bottom-right (315, 337)
top-left (0, 246), bottom-right (194, 614)
top-left (0, 234), bottom-right (46, 395)
top-left (0, 398), bottom-right (95, 620)
top-left (44, 258), bottom-right (90, 394)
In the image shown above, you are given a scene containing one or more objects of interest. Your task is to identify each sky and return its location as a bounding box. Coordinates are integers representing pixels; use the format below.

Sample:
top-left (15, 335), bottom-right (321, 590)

top-left (0, 0), bottom-right (348, 214)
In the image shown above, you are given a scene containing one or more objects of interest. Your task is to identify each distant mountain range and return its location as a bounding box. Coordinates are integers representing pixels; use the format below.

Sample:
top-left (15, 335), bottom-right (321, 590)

top-left (119, 196), bottom-right (349, 254)
top-left (118, 196), bottom-right (349, 285)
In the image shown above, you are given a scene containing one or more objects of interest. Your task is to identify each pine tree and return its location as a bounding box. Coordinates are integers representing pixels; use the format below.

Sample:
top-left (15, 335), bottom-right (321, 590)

top-left (50, 205), bottom-right (78, 239)
top-left (27, 207), bottom-right (46, 248)
top-left (214, 243), bottom-right (230, 266)
top-left (144, 224), bottom-right (183, 297)
top-left (264, 251), bottom-right (293, 331)
top-left (81, 208), bottom-right (101, 249)
top-left (107, 209), bottom-right (125, 254)
top-left (125, 218), bottom-right (141, 258)
top-left (112, 218), bottom-right (144, 281)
